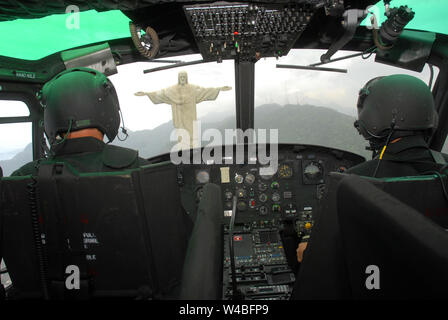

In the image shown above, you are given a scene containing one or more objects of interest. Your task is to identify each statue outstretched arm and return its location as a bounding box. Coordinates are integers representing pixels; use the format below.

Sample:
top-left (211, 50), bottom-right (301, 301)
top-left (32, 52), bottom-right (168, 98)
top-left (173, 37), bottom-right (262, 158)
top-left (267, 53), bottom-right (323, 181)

top-left (195, 85), bottom-right (232, 103)
top-left (134, 89), bottom-right (180, 105)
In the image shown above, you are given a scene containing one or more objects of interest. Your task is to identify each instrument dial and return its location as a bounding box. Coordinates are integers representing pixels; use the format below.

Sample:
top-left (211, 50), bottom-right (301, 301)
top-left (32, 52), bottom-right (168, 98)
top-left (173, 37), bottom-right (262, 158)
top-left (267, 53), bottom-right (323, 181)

top-left (278, 164), bottom-right (293, 179)
top-left (237, 201), bottom-right (247, 211)
top-left (236, 188), bottom-right (247, 198)
top-left (196, 170), bottom-right (210, 184)
top-left (304, 162), bottom-right (323, 181)
top-left (244, 173), bottom-right (256, 185)
top-left (258, 182), bottom-right (268, 192)
top-left (259, 205), bottom-right (268, 216)
top-left (224, 190), bottom-right (233, 200)
top-left (258, 193), bottom-right (268, 203)
top-left (272, 192), bottom-right (281, 202)
top-left (235, 174), bottom-right (244, 184)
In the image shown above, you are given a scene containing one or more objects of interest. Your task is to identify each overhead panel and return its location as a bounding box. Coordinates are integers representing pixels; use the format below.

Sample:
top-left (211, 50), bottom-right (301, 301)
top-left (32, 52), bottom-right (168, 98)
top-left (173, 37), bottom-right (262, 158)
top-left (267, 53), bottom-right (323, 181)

top-left (183, 2), bottom-right (317, 62)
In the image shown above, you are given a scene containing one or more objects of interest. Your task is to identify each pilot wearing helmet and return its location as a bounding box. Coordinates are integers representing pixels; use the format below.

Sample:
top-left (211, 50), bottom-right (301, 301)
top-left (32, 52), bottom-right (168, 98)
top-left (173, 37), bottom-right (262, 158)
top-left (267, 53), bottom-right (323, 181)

top-left (348, 74), bottom-right (447, 177)
top-left (12, 67), bottom-right (149, 176)
top-left (295, 74), bottom-right (447, 264)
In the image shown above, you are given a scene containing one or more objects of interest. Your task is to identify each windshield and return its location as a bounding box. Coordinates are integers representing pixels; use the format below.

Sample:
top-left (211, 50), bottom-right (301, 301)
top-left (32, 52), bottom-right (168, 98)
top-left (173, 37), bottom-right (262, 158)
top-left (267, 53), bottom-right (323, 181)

top-left (254, 49), bottom-right (436, 159)
top-left (109, 49), bottom-right (436, 160)
top-left (0, 49), bottom-right (438, 175)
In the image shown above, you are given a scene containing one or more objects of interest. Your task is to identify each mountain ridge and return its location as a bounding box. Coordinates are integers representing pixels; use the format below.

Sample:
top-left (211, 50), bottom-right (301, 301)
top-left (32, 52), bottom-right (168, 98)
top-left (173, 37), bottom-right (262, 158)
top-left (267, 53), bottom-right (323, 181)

top-left (1, 103), bottom-right (371, 176)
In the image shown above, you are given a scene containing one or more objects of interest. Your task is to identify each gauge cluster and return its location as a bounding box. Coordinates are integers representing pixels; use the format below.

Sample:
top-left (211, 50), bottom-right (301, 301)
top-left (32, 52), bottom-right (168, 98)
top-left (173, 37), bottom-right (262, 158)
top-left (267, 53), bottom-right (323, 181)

top-left (183, 144), bottom-right (364, 228)
top-left (220, 164), bottom-right (297, 220)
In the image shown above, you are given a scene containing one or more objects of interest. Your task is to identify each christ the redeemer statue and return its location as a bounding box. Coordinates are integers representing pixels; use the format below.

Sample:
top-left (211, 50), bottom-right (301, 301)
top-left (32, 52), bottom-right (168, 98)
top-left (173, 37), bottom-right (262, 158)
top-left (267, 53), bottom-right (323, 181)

top-left (135, 71), bottom-right (231, 149)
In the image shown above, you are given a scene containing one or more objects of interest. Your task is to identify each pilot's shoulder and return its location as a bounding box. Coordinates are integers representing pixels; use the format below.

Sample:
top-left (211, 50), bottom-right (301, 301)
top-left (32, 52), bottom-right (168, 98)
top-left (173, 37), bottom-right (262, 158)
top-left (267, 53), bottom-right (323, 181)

top-left (10, 160), bottom-right (40, 176)
top-left (344, 160), bottom-right (378, 176)
top-left (102, 144), bottom-right (148, 169)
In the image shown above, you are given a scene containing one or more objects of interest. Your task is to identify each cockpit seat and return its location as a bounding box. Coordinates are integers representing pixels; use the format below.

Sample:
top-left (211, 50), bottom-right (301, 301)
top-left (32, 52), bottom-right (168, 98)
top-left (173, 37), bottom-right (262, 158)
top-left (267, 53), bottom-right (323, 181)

top-left (0, 161), bottom-right (192, 299)
top-left (292, 172), bottom-right (448, 299)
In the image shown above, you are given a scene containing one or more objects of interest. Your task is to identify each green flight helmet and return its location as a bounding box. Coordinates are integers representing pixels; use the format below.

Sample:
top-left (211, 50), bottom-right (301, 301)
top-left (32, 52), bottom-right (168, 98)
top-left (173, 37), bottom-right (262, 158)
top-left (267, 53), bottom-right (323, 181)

top-left (42, 67), bottom-right (121, 144)
top-left (354, 74), bottom-right (438, 144)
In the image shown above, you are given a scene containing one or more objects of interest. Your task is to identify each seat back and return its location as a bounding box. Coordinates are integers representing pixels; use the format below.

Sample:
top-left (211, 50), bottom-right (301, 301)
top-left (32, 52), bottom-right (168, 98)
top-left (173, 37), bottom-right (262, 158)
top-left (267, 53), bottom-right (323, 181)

top-left (368, 175), bottom-right (448, 229)
top-left (293, 172), bottom-right (448, 299)
top-left (0, 161), bottom-right (191, 299)
top-left (337, 174), bottom-right (448, 298)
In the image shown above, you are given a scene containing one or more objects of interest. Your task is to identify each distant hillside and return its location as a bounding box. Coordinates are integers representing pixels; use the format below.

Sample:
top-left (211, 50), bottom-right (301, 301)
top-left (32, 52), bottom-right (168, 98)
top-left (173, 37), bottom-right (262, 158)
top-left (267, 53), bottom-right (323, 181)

top-left (254, 103), bottom-right (369, 157)
top-left (0, 143), bottom-right (32, 177)
top-left (1, 103), bottom-right (370, 176)
top-left (112, 103), bottom-right (370, 159)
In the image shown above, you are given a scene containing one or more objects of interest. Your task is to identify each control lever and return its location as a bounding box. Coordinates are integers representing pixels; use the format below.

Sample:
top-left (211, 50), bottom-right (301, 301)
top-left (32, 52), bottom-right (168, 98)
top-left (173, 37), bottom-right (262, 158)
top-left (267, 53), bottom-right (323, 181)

top-left (229, 195), bottom-right (244, 300)
top-left (320, 9), bottom-right (368, 63)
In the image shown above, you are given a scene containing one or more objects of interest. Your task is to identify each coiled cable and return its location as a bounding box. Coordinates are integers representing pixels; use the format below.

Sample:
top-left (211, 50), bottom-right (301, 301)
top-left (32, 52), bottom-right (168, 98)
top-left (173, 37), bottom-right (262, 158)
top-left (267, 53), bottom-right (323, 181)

top-left (27, 171), bottom-right (50, 299)
top-left (129, 22), bottom-right (160, 59)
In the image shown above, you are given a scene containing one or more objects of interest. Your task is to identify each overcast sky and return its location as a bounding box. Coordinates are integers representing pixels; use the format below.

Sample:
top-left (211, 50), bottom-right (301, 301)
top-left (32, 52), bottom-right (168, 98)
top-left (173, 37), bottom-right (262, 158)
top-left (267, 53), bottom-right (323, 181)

top-left (0, 49), bottom-right (435, 156)
top-left (109, 49), bottom-right (434, 131)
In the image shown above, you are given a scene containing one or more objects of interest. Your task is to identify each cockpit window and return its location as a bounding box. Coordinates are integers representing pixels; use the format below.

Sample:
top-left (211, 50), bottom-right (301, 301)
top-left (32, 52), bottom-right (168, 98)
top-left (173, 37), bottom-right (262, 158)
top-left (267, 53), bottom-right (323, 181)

top-left (0, 100), bottom-right (30, 117)
top-left (0, 122), bottom-right (32, 177)
top-left (0, 100), bottom-right (32, 176)
top-left (254, 49), bottom-right (438, 159)
top-left (109, 54), bottom-right (236, 158)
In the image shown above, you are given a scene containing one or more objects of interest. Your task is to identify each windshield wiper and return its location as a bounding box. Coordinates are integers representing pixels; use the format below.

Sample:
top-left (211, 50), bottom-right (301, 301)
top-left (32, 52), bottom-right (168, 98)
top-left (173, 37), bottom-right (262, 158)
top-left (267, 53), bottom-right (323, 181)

top-left (143, 59), bottom-right (206, 74)
top-left (309, 46), bottom-right (377, 67)
top-left (277, 46), bottom-right (377, 74)
top-left (276, 64), bottom-right (347, 74)
top-left (145, 59), bottom-right (183, 64)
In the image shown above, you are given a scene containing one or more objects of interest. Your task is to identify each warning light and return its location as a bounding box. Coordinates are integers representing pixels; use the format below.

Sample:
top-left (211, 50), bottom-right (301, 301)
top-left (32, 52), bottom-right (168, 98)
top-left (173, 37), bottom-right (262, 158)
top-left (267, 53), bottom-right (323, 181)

top-left (234, 31), bottom-right (239, 35)
top-left (234, 235), bottom-right (243, 241)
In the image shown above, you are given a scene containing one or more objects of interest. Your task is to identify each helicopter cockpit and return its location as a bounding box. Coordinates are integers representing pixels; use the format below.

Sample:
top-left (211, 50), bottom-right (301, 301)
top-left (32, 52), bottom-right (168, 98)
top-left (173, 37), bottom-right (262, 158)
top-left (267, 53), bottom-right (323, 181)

top-left (0, 0), bottom-right (448, 303)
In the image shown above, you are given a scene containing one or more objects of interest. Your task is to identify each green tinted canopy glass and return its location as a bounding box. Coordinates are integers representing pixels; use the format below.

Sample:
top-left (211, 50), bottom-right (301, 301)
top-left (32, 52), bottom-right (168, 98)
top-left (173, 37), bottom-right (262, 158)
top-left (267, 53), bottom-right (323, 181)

top-left (0, 1), bottom-right (446, 60)
top-left (0, 10), bottom-right (130, 60)
top-left (361, 0), bottom-right (448, 35)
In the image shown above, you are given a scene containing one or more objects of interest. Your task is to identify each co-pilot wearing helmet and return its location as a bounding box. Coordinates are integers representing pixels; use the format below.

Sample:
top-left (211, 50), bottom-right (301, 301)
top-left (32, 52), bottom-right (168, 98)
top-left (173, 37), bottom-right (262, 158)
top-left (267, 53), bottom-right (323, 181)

top-left (12, 67), bottom-right (149, 176)
top-left (296, 74), bottom-right (447, 264)
top-left (348, 74), bottom-right (446, 178)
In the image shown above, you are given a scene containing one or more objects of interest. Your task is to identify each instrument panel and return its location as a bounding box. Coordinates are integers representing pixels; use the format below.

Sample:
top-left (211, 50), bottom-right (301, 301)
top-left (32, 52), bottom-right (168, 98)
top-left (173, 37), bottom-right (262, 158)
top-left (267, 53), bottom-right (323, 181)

top-left (178, 144), bottom-right (365, 300)
top-left (184, 144), bottom-right (362, 225)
